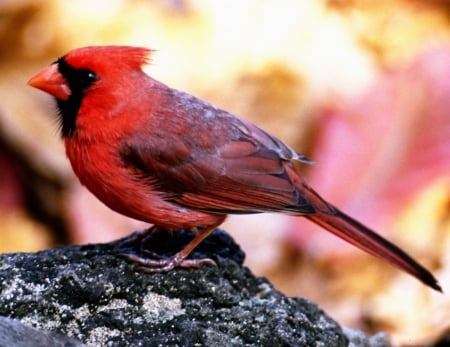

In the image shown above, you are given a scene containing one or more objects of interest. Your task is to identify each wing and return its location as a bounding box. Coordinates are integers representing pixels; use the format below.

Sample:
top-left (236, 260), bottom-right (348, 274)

top-left (120, 88), bottom-right (315, 215)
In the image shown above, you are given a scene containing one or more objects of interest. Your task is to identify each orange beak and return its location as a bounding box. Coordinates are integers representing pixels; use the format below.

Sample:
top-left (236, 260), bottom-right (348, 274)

top-left (28, 64), bottom-right (71, 101)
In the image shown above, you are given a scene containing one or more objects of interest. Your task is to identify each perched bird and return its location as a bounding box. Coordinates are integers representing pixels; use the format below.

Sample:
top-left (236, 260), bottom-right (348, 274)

top-left (28, 45), bottom-right (441, 291)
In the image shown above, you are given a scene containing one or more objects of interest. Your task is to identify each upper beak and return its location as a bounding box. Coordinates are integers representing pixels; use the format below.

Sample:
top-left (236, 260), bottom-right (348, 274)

top-left (28, 64), bottom-right (71, 101)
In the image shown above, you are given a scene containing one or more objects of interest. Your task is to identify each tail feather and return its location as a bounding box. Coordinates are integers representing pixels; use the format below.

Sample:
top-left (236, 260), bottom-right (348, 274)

top-left (306, 207), bottom-right (442, 292)
top-left (284, 163), bottom-right (439, 290)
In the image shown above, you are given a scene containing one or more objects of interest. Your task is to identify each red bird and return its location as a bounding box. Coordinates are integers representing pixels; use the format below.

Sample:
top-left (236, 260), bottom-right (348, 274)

top-left (28, 45), bottom-right (441, 291)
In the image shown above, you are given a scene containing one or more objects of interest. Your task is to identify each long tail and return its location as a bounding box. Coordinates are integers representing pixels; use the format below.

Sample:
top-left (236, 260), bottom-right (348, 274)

top-left (299, 185), bottom-right (442, 291)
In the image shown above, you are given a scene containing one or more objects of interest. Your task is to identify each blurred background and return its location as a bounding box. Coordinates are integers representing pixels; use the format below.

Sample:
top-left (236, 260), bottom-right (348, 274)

top-left (1, 0), bottom-right (449, 344)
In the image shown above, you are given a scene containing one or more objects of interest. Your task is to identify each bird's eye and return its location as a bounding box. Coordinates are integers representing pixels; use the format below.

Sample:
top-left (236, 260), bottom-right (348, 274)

top-left (86, 71), bottom-right (97, 81)
top-left (79, 70), bottom-right (98, 88)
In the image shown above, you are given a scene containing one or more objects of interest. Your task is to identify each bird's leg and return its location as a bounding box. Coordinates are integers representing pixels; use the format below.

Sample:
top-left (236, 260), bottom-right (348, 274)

top-left (121, 225), bottom-right (218, 273)
top-left (115, 226), bottom-right (156, 247)
top-left (115, 226), bottom-right (161, 257)
top-left (116, 226), bottom-right (172, 260)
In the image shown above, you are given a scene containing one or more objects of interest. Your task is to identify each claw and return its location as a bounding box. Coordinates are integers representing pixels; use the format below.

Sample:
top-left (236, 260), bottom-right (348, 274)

top-left (139, 256), bottom-right (216, 273)
top-left (118, 223), bottom-right (221, 273)
top-left (121, 252), bottom-right (217, 273)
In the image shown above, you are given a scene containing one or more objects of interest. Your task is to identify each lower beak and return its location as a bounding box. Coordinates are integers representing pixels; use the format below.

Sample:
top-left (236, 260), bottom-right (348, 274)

top-left (28, 64), bottom-right (71, 101)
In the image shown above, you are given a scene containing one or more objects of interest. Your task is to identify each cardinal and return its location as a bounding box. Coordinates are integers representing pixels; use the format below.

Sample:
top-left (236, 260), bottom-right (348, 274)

top-left (28, 45), bottom-right (441, 291)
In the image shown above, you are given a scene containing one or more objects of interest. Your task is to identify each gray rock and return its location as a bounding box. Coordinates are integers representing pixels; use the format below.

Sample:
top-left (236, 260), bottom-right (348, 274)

top-left (0, 228), bottom-right (389, 346)
top-left (343, 327), bottom-right (391, 347)
top-left (0, 315), bottom-right (84, 347)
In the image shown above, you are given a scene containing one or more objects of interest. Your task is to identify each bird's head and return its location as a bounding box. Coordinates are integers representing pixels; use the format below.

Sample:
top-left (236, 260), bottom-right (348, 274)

top-left (28, 45), bottom-right (153, 137)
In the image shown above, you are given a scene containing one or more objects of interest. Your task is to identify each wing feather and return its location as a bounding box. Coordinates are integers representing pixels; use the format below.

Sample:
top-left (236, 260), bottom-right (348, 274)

top-left (120, 88), bottom-right (315, 215)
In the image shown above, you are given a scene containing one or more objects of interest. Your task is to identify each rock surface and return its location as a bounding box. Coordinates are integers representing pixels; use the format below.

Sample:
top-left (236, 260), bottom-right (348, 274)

top-left (0, 229), bottom-right (390, 346)
top-left (0, 315), bottom-right (84, 347)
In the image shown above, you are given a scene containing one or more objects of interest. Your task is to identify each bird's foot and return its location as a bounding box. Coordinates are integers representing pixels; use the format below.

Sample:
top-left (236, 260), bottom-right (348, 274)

top-left (122, 252), bottom-right (217, 273)
top-left (118, 224), bottom-right (219, 273)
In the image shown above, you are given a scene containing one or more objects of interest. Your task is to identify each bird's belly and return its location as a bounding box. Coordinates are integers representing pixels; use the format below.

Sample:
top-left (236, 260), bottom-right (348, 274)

top-left (65, 140), bottom-right (223, 229)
